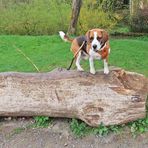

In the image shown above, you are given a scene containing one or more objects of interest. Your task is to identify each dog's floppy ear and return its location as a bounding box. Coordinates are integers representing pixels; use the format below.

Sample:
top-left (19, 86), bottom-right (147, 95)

top-left (85, 30), bottom-right (90, 44)
top-left (101, 30), bottom-right (109, 43)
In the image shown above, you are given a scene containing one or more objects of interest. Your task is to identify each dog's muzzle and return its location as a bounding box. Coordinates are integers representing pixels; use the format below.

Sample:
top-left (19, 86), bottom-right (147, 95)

top-left (94, 43), bottom-right (106, 52)
top-left (92, 44), bottom-right (97, 51)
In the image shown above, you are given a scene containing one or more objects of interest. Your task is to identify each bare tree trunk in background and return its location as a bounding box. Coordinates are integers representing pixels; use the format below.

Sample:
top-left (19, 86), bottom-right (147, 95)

top-left (68, 0), bottom-right (82, 35)
top-left (130, 0), bottom-right (139, 15)
top-left (130, 0), bottom-right (148, 32)
top-left (130, 0), bottom-right (148, 15)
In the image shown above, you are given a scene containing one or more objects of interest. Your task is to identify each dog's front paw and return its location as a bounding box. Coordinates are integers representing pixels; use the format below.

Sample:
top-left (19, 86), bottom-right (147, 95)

top-left (104, 68), bottom-right (109, 74)
top-left (90, 69), bottom-right (96, 74)
top-left (77, 67), bottom-right (84, 72)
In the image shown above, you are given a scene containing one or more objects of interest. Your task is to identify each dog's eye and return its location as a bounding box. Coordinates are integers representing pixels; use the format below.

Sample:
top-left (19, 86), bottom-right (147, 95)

top-left (97, 36), bottom-right (101, 40)
top-left (90, 37), bottom-right (94, 41)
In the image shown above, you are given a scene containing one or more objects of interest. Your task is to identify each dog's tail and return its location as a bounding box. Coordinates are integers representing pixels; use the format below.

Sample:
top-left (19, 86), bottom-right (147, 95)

top-left (59, 31), bottom-right (73, 43)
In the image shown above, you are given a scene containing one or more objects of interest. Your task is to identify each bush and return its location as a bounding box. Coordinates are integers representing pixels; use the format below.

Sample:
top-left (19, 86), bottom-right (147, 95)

top-left (77, 0), bottom-right (122, 34)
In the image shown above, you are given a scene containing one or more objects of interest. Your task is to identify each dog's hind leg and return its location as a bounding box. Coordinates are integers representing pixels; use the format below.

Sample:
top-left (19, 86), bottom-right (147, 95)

top-left (76, 52), bottom-right (84, 71)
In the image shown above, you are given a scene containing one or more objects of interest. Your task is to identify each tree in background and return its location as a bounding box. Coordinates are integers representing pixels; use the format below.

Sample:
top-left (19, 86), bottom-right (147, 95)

top-left (68, 0), bottom-right (82, 35)
top-left (130, 0), bottom-right (148, 32)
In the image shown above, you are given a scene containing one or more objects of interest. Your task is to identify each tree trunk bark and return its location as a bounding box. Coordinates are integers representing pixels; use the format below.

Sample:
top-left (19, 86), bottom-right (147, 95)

top-left (130, 0), bottom-right (148, 15)
top-left (0, 67), bottom-right (147, 127)
top-left (67, 0), bottom-right (82, 35)
top-left (130, 0), bottom-right (148, 32)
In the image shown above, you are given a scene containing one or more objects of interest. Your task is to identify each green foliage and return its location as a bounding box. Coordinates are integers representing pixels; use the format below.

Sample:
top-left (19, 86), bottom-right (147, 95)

top-left (128, 118), bottom-right (148, 138)
top-left (110, 26), bottom-right (130, 34)
top-left (70, 118), bottom-right (148, 138)
top-left (135, 35), bottom-right (148, 41)
top-left (70, 119), bottom-right (123, 137)
top-left (108, 124), bottom-right (123, 133)
top-left (70, 119), bottom-right (92, 137)
top-left (93, 124), bottom-right (123, 136)
top-left (33, 116), bottom-right (52, 128)
top-left (77, 0), bottom-right (123, 34)
top-left (93, 123), bottom-right (110, 136)
top-left (0, 0), bottom-right (129, 35)
top-left (97, 0), bottom-right (129, 12)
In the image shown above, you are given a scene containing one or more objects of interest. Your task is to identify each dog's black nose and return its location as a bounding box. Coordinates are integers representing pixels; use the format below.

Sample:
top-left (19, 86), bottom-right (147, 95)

top-left (93, 44), bottom-right (97, 50)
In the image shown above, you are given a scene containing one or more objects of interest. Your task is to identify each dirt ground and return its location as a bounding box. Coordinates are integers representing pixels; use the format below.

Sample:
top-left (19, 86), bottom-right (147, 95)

top-left (0, 118), bottom-right (148, 148)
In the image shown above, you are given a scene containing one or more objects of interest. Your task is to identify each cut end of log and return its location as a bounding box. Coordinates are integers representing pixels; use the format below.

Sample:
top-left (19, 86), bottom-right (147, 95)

top-left (0, 67), bottom-right (148, 127)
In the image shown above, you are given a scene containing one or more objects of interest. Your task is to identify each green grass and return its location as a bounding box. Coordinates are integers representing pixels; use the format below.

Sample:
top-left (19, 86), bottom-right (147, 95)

top-left (0, 35), bottom-right (72, 72)
top-left (0, 35), bottom-right (148, 137)
top-left (0, 35), bottom-right (148, 76)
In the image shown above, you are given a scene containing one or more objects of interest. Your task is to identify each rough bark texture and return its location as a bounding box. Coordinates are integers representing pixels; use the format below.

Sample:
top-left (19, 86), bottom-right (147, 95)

top-left (0, 67), bottom-right (147, 127)
top-left (68, 0), bottom-right (82, 35)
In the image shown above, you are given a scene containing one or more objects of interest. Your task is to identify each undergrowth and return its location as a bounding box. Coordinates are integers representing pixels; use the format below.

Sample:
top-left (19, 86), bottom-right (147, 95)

top-left (70, 117), bottom-right (148, 138)
top-left (33, 116), bottom-right (53, 128)
top-left (70, 119), bottom-right (123, 137)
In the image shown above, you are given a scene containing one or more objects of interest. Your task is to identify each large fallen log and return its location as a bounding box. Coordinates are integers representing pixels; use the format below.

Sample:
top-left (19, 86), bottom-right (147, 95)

top-left (0, 67), bottom-right (147, 127)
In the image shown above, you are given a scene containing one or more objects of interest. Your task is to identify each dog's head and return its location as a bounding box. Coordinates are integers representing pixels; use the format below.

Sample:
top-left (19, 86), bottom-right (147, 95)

top-left (86, 29), bottom-right (109, 52)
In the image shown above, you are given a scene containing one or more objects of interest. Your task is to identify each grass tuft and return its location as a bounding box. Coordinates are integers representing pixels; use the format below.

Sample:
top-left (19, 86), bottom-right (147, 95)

top-left (33, 116), bottom-right (53, 128)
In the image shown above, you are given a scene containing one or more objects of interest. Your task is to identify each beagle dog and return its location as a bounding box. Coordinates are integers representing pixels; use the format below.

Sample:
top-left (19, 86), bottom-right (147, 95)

top-left (59, 28), bottom-right (110, 74)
